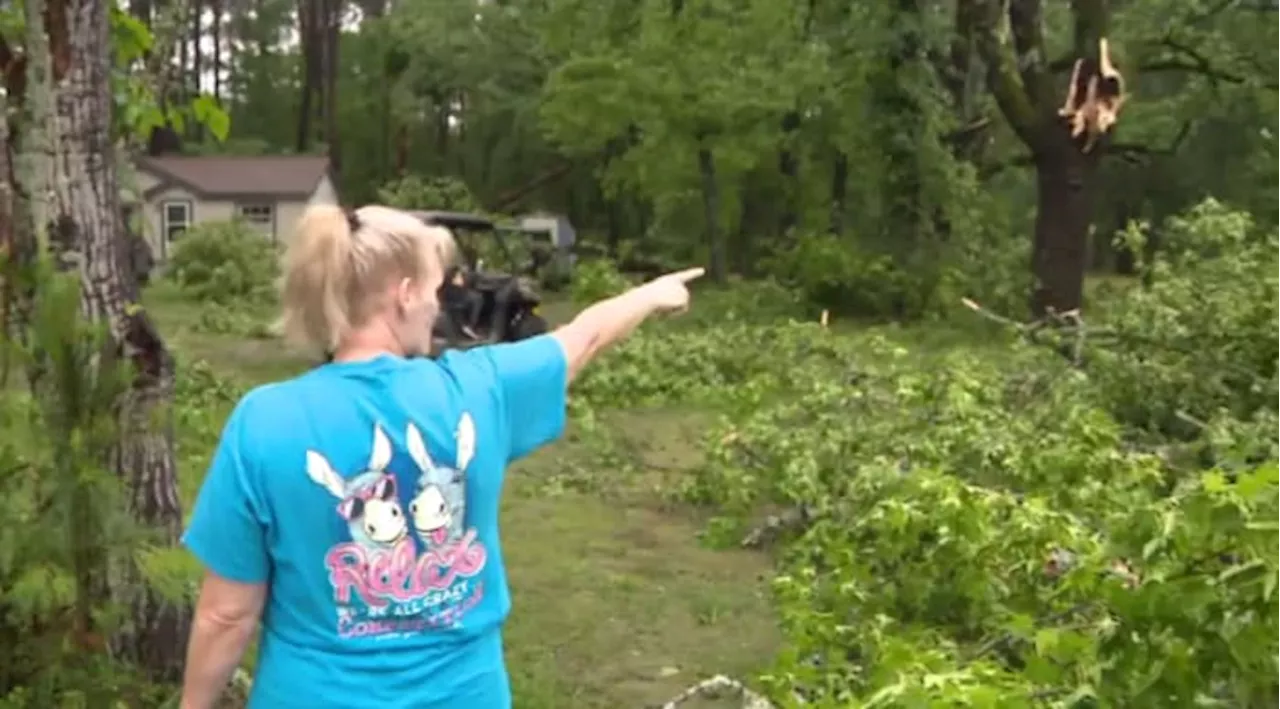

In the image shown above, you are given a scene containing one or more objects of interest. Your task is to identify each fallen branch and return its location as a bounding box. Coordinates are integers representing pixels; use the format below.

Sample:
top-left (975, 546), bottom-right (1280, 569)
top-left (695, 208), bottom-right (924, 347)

top-left (654, 674), bottom-right (776, 709)
top-left (741, 505), bottom-right (815, 549)
top-left (961, 298), bottom-right (1093, 365)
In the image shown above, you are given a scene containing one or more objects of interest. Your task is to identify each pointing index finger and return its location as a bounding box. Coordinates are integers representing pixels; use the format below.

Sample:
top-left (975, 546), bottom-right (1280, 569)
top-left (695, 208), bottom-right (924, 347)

top-left (671, 267), bottom-right (706, 283)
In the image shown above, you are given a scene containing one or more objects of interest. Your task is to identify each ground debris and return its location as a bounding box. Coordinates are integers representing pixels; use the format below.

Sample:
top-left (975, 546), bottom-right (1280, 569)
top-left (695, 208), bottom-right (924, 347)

top-left (653, 674), bottom-right (777, 709)
top-left (741, 505), bottom-right (814, 549)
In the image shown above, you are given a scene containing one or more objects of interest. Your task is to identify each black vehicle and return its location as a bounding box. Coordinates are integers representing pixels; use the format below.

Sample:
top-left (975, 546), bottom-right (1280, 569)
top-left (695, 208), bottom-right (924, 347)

top-left (412, 211), bottom-right (551, 356)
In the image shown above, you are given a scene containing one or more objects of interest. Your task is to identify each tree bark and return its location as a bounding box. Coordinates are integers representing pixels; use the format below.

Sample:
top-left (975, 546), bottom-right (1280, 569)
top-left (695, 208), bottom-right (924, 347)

top-left (1030, 141), bottom-right (1098, 314)
top-left (776, 110), bottom-right (800, 238)
top-left (189, 0), bottom-right (202, 141)
top-left (211, 0), bottom-right (222, 101)
top-left (829, 150), bottom-right (848, 235)
top-left (295, 0), bottom-right (319, 152)
top-left (18, 0), bottom-right (189, 681)
top-left (321, 0), bottom-right (342, 174)
top-left (696, 143), bottom-right (726, 281)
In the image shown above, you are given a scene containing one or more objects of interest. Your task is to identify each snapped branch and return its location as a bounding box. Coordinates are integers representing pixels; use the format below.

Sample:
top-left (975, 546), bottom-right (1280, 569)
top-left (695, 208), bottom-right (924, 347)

top-left (1056, 38), bottom-right (1128, 154)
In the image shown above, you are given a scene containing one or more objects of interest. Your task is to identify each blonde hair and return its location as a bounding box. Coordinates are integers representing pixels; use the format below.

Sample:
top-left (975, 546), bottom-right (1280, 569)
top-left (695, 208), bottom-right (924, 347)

top-left (280, 204), bottom-right (456, 352)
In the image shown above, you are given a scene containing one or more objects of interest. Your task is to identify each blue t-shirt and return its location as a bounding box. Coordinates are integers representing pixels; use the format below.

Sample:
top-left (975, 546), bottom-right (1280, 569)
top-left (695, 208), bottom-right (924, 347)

top-left (183, 335), bottom-right (568, 709)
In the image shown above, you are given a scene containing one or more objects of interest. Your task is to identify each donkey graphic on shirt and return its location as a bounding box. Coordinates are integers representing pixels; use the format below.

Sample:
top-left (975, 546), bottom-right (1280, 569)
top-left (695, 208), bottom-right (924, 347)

top-left (305, 424), bottom-right (408, 552)
top-left (406, 413), bottom-right (473, 549)
top-left (306, 417), bottom-right (489, 639)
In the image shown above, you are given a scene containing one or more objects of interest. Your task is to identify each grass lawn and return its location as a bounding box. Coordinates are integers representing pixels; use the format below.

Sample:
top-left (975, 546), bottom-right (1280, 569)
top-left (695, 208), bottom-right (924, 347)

top-left (149, 287), bottom-right (779, 708)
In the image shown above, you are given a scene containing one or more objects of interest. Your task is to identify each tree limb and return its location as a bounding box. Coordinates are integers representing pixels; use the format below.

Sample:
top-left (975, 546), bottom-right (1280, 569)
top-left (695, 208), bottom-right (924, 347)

top-left (1070, 0), bottom-right (1110, 61)
top-left (964, 0), bottom-right (1044, 150)
top-left (1008, 0), bottom-right (1050, 106)
top-left (1139, 38), bottom-right (1279, 90)
top-left (1106, 119), bottom-right (1193, 161)
top-left (981, 119), bottom-right (1192, 178)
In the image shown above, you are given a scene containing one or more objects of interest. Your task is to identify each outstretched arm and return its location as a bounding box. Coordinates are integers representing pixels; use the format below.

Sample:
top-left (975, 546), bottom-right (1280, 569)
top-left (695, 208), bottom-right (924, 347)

top-left (464, 266), bottom-right (703, 464)
top-left (553, 267), bottom-right (704, 382)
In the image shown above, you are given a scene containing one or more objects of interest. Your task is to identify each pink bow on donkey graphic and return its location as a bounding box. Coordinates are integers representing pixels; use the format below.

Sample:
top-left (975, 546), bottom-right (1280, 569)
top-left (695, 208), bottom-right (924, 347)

top-left (406, 414), bottom-right (475, 548)
top-left (306, 424), bottom-right (410, 551)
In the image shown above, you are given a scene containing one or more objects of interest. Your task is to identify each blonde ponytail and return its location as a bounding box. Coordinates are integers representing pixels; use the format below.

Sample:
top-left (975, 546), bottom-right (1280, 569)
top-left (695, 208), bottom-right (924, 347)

top-left (280, 204), bottom-right (358, 352)
top-left (279, 203), bottom-right (457, 354)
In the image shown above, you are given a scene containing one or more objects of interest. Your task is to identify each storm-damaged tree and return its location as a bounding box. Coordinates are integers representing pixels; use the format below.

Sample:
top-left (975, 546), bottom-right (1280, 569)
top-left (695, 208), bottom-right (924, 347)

top-left (960, 0), bottom-right (1279, 317)
top-left (961, 0), bottom-right (1128, 317)
top-left (0, 0), bottom-right (190, 682)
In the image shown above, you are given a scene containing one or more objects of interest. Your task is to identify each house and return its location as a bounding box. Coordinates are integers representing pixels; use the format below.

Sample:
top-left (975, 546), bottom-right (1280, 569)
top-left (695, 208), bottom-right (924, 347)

top-left (130, 155), bottom-right (338, 260)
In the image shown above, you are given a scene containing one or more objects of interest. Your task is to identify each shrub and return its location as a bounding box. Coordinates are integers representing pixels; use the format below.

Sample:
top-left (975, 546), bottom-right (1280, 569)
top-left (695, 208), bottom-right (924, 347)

top-left (376, 174), bottom-right (481, 212)
top-left (0, 261), bottom-right (174, 707)
top-left (1092, 199), bottom-right (1278, 440)
top-left (568, 258), bottom-right (634, 305)
top-left (165, 220), bottom-right (279, 306)
top-left (765, 233), bottom-right (921, 319)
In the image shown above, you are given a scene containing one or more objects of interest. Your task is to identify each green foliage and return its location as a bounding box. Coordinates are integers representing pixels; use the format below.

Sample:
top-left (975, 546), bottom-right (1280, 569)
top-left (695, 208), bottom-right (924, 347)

top-left (0, 259), bottom-right (165, 707)
top-left (561, 201), bottom-right (1278, 706)
top-left (164, 221), bottom-right (279, 307)
top-left (190, 305), bottom-right (276, 338)
top-left (678, 279), bottom-right (809, 328)
top-left (108, 6), bottom-right (230, 144)
top-left (568, 258), bottom-right (634, 305)
top-left (376, 175), bottom-right (483, 213)
top-left (1094, 199), bottom-right (1279, 439)
top-left (766, 234), bottom-right (921, 319)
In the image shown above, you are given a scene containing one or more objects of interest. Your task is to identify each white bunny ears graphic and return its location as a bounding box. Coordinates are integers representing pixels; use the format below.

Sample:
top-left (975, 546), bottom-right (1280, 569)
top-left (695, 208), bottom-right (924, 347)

top-left (406, 413), bottom-right (475, 474)
top-left (306, 424), bottom-right (394, 498)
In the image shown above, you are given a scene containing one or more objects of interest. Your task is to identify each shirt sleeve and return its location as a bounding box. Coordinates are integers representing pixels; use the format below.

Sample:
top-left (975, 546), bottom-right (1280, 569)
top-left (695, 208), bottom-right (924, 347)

top-left (182, 397), bottom-right (271, 584)
top-left (468, 334), bottom-right (569, 463)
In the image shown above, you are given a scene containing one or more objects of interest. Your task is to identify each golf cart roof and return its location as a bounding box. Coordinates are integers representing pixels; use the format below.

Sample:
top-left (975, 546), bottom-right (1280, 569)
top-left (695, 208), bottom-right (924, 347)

top-left (410, 210), bottom-right (496, 231)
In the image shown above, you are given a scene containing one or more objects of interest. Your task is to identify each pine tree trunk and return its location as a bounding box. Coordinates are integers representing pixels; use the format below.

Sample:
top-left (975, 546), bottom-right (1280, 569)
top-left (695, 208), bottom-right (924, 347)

top-left (31, 0), bottom-right (190, 681)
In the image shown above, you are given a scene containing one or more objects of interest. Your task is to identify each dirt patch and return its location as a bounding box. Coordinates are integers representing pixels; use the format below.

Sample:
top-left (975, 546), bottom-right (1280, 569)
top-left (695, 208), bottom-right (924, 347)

top-left (502, 473), bottom-right (778, 709)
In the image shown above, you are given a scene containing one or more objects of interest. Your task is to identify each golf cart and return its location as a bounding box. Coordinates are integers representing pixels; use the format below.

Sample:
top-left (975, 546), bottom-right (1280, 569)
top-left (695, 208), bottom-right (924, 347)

top-left (413, 210), bottom-right (558, 356)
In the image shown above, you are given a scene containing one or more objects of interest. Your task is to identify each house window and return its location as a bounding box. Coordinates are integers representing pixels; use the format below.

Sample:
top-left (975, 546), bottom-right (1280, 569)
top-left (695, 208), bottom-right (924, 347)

top-left (162, 201), bottom-right (192, 242)
top-left (236, 203), bottom-right (274, 227)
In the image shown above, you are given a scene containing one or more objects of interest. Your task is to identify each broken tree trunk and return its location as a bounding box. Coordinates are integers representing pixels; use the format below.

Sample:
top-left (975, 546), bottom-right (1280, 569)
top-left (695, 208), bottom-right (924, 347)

top-left (13, 0), bottom-right (190, 680)
top-left (1028, 133), bottom-right (1100, 317)
top-left (967, 0), bottom-right (1126, 317)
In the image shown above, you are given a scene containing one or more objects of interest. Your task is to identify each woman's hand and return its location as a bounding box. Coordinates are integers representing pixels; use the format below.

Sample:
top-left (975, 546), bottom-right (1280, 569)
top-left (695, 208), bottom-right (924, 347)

top-left (553, 266), bottom-right (705, 381)
top-left (641, 267), bottom-right (706, 313)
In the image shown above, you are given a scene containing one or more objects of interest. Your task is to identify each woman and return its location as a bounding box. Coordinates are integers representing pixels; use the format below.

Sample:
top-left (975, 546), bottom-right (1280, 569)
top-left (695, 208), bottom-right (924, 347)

top-left (179, 204), bottom-right (702, 709)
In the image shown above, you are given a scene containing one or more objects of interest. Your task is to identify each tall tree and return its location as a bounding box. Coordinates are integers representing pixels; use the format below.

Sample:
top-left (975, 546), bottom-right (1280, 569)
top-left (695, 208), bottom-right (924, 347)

top-left (295, 0), bottom-right (321, 151)
top-left (321, 0), bottom-right (343, 172)
top-left (2, 0), bottom-right (190, 681)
